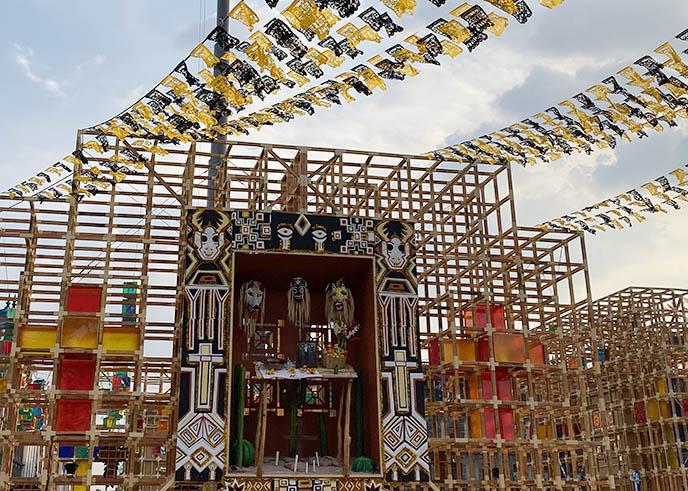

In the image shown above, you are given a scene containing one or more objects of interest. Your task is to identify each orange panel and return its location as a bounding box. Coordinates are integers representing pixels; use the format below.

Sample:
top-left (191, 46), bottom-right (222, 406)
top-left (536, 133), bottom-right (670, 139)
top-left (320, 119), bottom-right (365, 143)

top-left (468, 373), bottom-right (479, 399)
top-left (61, 316), bottom-right (99, 349)
top-left (657, 379), bottom-right (667, 395)
top-left (528, 342), bottom-right (545, 364)
top-left (494, 333), bottom-right (525, 363)
top-left (441, 339), bottom-right (476, 362)
top-left (566, 355), bottom-right (578, 369)
top-left (469, 410), bottom-right (482, 438)
top-left (19, 326), bottom-right (57, 350)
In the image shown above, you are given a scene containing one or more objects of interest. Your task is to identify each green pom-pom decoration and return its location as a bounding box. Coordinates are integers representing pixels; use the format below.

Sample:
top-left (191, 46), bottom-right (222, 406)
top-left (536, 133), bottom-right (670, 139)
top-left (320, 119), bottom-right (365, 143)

top-left (351, 456), bottom-right (375, 473)
top-left (229, 439), bottom-right (255, 467)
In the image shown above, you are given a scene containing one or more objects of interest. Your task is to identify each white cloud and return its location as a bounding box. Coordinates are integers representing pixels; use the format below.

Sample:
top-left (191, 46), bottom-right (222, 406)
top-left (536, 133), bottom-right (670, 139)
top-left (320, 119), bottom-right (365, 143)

top-left (12, 43), bottom-right (66, 98)
top-left (112, 84), bottom-right (146, 109)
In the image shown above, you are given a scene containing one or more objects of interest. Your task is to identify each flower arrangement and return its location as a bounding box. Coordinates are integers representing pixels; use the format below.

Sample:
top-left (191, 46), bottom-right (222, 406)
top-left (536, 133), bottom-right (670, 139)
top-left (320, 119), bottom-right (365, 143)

top-left (323, 321), bottom-right (360, 369)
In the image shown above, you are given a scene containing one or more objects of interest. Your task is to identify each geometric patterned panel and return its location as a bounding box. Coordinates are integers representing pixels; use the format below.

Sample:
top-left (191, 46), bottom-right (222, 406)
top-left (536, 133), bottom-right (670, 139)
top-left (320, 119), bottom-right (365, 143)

top-left (177, 209), bottom-right (232, 482)
top-left (374, 220), bottom-right (429, 482)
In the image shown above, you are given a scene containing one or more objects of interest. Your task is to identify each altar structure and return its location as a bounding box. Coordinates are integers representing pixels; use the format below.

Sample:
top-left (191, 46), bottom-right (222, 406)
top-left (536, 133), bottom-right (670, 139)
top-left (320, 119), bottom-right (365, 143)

top-left (0, 133), bottom-right (687, 491)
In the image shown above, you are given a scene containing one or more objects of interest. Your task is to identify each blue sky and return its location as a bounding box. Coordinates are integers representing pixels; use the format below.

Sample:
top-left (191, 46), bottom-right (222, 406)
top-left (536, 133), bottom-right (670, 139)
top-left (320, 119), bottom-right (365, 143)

top-left (1, 0), bottom-right (688, 298)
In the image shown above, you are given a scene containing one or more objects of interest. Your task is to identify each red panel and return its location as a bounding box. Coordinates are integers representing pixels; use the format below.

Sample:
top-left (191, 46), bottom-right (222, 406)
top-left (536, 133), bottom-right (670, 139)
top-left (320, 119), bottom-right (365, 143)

top-left (478, 336), bottom-right (489, 361)
top-left (472, 305), bottom-right (506, 329)
top-left (485, 408), bottom-right (496, 439)
top-left (59, 358), bottom-right (95, 391)
top-left (481, 371), bottom-right (493, 399)
top-left (55, 399), bottom-right (92, 431)
top-left (634, 401), bottom-right (647, 424)
top-left (429, 339), bottom-right (440, 366)
top-left (683, 398), bottom-right (688, 417)
top-left (529, 342), bottom-right (545, 364)
top-left (499, 408), bottom-right (514, 440)
top-left (496, 368), bottom-right (512, 401)
top-left (66, 286), bottom-right (102, 313)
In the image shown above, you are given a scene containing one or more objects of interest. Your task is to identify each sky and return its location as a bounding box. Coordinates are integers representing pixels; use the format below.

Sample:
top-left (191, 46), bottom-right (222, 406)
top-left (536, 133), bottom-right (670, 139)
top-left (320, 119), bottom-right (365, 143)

top-left (1, 0), bottom-right (688, 301)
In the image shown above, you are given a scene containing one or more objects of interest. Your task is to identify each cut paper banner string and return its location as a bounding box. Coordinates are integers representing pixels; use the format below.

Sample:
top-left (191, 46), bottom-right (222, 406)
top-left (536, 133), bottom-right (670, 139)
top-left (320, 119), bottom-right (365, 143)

top-left (539, 164), bottom-right (688, 234)
top-left (429, 29), bottom-right (688, 167)
top-left (4, 0), bottom-right (567, 203)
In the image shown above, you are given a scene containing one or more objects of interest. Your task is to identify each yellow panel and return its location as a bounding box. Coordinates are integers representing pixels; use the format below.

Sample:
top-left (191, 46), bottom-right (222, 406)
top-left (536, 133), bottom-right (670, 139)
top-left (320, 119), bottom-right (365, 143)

top-left (657, 379), bottom-right (667, 395)
top-left (442, 339), bottom-right (475, 362)
top-left (103, 328), bottom-right (140, 351)
top-left (668, 448), bottom-right (678, 469)
top-left (61, 316), bottom-right (99, 349)
top-left (75, 487), bottom-right (87, 491)
top-left (19, 327), bottom-right (57, 350)
top-left (0, 379), bottom-right (6, 392)
top-left (76, 461), bottom-right (89, 476)
top-left (660, 401), bottom-right (670, 418)
top-left (647, 400), bottom-right (660, 422)
top-left (469, 410), bottom-right (482, 438)
top-left (537, 424), bottom-right (552, 440)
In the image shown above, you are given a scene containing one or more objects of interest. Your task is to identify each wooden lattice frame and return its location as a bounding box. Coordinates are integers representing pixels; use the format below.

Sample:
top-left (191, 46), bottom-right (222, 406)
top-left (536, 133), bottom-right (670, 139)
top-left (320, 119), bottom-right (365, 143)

top-left (0, 131), bottom-right (668, 490)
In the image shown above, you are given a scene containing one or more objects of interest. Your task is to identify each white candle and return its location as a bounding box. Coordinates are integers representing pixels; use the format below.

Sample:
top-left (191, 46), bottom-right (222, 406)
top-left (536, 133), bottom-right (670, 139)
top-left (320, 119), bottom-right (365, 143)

top-left (315, 451), bottom-right (320, 467)
top-left (305, 462), bottom-right (309, 473)
top-left (275, 451), bottom-right (280, 466)
top-left (294, 455), bottom-right (299, 472)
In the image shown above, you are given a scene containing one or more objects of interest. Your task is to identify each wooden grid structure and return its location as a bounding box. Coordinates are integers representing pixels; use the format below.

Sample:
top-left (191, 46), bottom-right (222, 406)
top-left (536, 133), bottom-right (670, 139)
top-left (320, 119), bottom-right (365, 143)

top-left (573, 287), bottom-right (688, 491)
top-left (0, 130), bottom-right (667, 490)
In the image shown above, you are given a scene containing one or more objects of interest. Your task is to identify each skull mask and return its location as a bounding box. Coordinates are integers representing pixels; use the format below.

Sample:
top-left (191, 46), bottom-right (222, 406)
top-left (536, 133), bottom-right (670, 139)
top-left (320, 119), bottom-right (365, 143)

top-left (382, 237), bottom-right (410, 269)
top-left (195, 226), bottom-right (225, 261)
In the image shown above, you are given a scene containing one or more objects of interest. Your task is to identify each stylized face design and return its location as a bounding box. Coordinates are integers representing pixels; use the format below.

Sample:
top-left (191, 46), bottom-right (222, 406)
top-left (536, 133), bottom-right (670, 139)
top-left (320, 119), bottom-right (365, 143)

top-left (382, 237), bottom-right (409, 269)
top-left (277, 223), bottom-right (294, 249)
top-left (195, 226), bottom-right (224, 261)
top-left (311, 226), bottom-right (327, 251)
top-left (290, 277), bottom-right (307, 301)
top-left (330, 285), bottom-right (350, 312)
top-left (246, 282), bottom-right (264, 312)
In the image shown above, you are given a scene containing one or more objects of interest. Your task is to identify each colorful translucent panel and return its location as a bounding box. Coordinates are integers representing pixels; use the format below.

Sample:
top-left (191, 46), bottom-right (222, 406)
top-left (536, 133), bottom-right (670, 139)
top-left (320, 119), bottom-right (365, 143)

top-left (657, 378), bottom-right (667, 395)
top-left (634, 401), bottom-right (647, 423)
top-left (528, 342), bottom-right (545, 364)
top-left (55, 399), bottom-right (92, 431)
top-left (469, 410), bottom-right (482, 438)
top-left (66, 286), bottom-right (103, 313)
top-left (537, 423), bottom-right (552, 440)
top-left (59, 358), bottom-right (96, 391)
top-left (463, 304), bottom-right (505, 329)
top-left (494, 333), bottom-right (525, 363)
top-left (468, 373), bottom-right (479, 399)
top-left (61, 316), bottom-right (99, 349)
top-left (103, 328), bottom-right (140, 351)
top-left (484, 408), bottom-right (496, 439)
top-left (648, 401), bottom-right (660, 421)
top-left (59, 446), bottom-right (74, 458)
top-left (19, 326), bottom-right (57, 350)
top-left (478, 336), bottom-right (489, 361)
top-left (499, 408), bottom-right (514, 439)
top-left (441, 339), bottom-right (476, 362)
